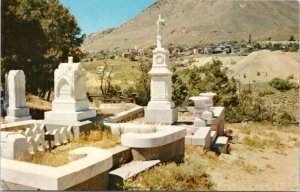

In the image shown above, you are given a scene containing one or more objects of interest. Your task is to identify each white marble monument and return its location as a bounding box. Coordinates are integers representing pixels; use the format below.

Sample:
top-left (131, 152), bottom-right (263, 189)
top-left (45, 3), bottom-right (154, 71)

top-left (144, 14), bottom-right (178, 124)
top-left (44, 57), bottom-right (96, 122)
top-left (5, 70), bottom-right (31, 123)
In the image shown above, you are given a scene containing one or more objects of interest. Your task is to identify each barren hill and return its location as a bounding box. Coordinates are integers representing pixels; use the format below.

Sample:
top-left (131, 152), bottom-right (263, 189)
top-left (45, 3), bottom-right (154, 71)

top-left (229, 50), bottom-right (299, 84)
top-left (82, 0), bottom-right (299, 52)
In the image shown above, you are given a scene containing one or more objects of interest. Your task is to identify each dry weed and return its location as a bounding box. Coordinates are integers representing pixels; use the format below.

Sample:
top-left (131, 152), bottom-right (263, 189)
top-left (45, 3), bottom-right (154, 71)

top-left (265, 164), bottom-right (276, 170)
top-left (122, 146), bottom-right (214, 191)
top-left (16, 129), bottom-right (120, 166)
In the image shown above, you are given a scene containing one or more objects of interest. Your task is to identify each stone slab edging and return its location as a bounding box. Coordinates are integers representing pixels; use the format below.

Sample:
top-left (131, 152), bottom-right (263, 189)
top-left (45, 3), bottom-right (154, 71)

top-left (1, 147), bottom-right (112, 190)
top-left (104, 106), bottom-right (144, 123)
top-left (211, 107), bottom-right (225, 118)
top-left (0, 120), bottom-right (37, 130)
top-left (121, 126), bottom-right (186, 148)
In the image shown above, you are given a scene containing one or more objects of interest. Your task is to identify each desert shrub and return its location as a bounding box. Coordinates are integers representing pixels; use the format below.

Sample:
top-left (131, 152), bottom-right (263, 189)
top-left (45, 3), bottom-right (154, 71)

top-left (172, 59), bottom-right (237, 107)
top-left (271, 43), bottom-right (283, 51)
top-left (188, 58), bottom-right (196, 64)
top-left (289, 35), bottom-right (296, 41)
top-left (253, 43), bottom-right (261, 49)
top-left (128, 55), bottom-right (137, 61)
top-left (225, 106), bottom-right (243, 123)
top-left (274, 107), bottom-right (296, 125)
top-left (227, 93), bottom-right (268, 122)
top-left (286, 42), bottom-right (299, 52)
top-left (258, 90), bottom-right (275, 97)
top-left (269, 77), bottom-right (297, 91)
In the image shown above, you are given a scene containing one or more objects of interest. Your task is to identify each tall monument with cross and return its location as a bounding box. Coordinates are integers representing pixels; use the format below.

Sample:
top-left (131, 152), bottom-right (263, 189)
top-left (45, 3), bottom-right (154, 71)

top-left (144, 14), bottom-right (178, 124)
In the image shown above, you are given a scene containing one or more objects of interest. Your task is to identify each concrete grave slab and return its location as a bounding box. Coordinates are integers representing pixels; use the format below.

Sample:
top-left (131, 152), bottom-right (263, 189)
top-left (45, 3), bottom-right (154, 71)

top-left (104, 106), bottom-right (144, 123)
top-left (1, 132), bottom-right (28, 159)
top-left (191, 127), bottom-right (212, 149)
top-left (212, 136), bottom-right (229, 153)
top-left (121, 126), bottom-right (186, 148)
top-left (109, 160), bottom-right (160, 182)
top-left (1, 147), bottom-right (113, 190)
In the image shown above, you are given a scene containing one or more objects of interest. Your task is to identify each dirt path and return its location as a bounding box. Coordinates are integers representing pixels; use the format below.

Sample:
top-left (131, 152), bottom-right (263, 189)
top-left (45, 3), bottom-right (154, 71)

top-left (208, 124), bottom-right (299, 191)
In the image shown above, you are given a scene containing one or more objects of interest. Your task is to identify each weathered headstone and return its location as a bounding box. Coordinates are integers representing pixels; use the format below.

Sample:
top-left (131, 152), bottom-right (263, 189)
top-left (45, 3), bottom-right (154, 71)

top-left (5, 70), bottom-right (31, 123)
top-left (144, 14), bottom-right (178, 124)
top-left (1, 132), bottom-right (28, 159)
top-left (44, 57), bottom-right (96, 122)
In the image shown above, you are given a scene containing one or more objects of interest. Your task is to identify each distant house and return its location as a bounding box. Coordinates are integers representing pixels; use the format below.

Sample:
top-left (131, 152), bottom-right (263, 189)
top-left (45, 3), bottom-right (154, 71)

top-left (122, 52), bottom-right (132, 58)
top-left (172, 48), bottom-right (183, 54)
top-left (128, 48), bottom-right (140, 57)
top-left (122, 48), bottom-right (140, 58)
top-left (193, 48), bottom-right (203, 54)
top-left (204, 47), bottom-right (213, 55)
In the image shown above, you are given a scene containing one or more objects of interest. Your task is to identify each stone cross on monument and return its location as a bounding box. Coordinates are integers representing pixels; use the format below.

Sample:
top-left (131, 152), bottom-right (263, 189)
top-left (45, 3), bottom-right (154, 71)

top-left (68, 56), bottom-right (73, 64)
top-left (156, 14), bottom-right (165, 48)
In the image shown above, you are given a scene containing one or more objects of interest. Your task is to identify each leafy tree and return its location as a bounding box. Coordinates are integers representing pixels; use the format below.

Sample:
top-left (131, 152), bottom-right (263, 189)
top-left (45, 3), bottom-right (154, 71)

top-left (172, 59), bottom-right (237, 107)
top-left (124, 57), bottom-right (151, 106)
top-left (97, 61), bottom-right (114, 98)
top-left (1, 0), bottom-right (84, 100)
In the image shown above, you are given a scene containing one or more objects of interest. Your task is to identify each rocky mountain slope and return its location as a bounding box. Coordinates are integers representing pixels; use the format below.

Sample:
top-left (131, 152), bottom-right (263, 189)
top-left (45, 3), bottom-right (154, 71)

top-left (82, 0), bottom-right (299, 52)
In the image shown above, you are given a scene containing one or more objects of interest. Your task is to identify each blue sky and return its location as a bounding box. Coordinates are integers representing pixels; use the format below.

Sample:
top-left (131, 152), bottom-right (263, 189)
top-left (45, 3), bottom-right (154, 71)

top-left (60, 0), bottom-right (156, 35)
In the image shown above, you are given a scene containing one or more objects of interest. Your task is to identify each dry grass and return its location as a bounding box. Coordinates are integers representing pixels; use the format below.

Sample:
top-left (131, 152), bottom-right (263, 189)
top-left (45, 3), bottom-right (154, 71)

top-left (26, 94), bottom-right (52, 110)
top-left (16, 151), bottom-right (69, 167)
top-left (243, 135), bottom-right (266, 149)
top-left (228, 122), bottom-right (298, 135)
top-left (16, 130), bottom-right (120, 167)
top-left (265, 164), bottom-right (276, 170)
top-left (122, 146), bottom-right (215, 191)
top-left (82, 58), bottom-right (141, 94)
top-left (243, 133), bottom-right (284, 151)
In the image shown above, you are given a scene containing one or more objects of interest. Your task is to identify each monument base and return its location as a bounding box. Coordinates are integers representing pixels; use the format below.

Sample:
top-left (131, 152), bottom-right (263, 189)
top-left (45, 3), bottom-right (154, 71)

top-left (5, 115), bottom-right (32, 123)
top-left (6, 107), bottom-right (30, 117)
top-left (144, 107), bottom-right (178, 124)
top-left (44, 109), bottom-right (96, 122)
top-left (41, 116), bottom-right (102, 137)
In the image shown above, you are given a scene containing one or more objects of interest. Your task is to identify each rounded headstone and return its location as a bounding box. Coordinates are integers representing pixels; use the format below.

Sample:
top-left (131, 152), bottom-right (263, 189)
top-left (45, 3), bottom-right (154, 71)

top-left (202, 110), bottom-right (214, 120)
top-left (199, 92), bottom-right (217, 105)
top-left (189, 96), bottom-right (210, 109)
top-left (194, 117), bottom-right (206, 127)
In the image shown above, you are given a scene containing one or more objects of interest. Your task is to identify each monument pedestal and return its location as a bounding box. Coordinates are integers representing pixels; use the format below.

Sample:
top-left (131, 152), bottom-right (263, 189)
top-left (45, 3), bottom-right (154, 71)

top-left (5, 114), bottom-right (32, 123)
top-left (42, 116), bottom-right (101, 137)
top-left (145, 108), bottom-right (178, 124)
top-left (44, 109), bottom-right (96, 122)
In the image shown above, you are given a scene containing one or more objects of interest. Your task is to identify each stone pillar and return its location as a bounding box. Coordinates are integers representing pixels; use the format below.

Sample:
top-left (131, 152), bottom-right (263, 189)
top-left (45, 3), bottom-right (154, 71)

top-left (44, 57), bottom-right (96, 122)
top-left (144, 15), bottom-right (178, 124)
top-left (5, 70), bottom-right (31, 123)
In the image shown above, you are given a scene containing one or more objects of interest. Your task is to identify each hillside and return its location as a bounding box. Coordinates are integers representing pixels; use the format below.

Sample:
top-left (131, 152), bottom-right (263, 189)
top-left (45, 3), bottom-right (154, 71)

top-left (82, 0), bottom-right (299, 52)
top-left (229, 50), bottom-right (299, 84)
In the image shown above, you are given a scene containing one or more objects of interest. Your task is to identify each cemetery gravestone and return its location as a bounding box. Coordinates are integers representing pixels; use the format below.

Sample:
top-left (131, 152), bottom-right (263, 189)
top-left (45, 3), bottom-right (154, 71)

top-left (44, 57), bottom-right (96, 122)
top-left (5, 70), bottom-right (31, 123)
top-left (144, 14), bottom-right (178, 124)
